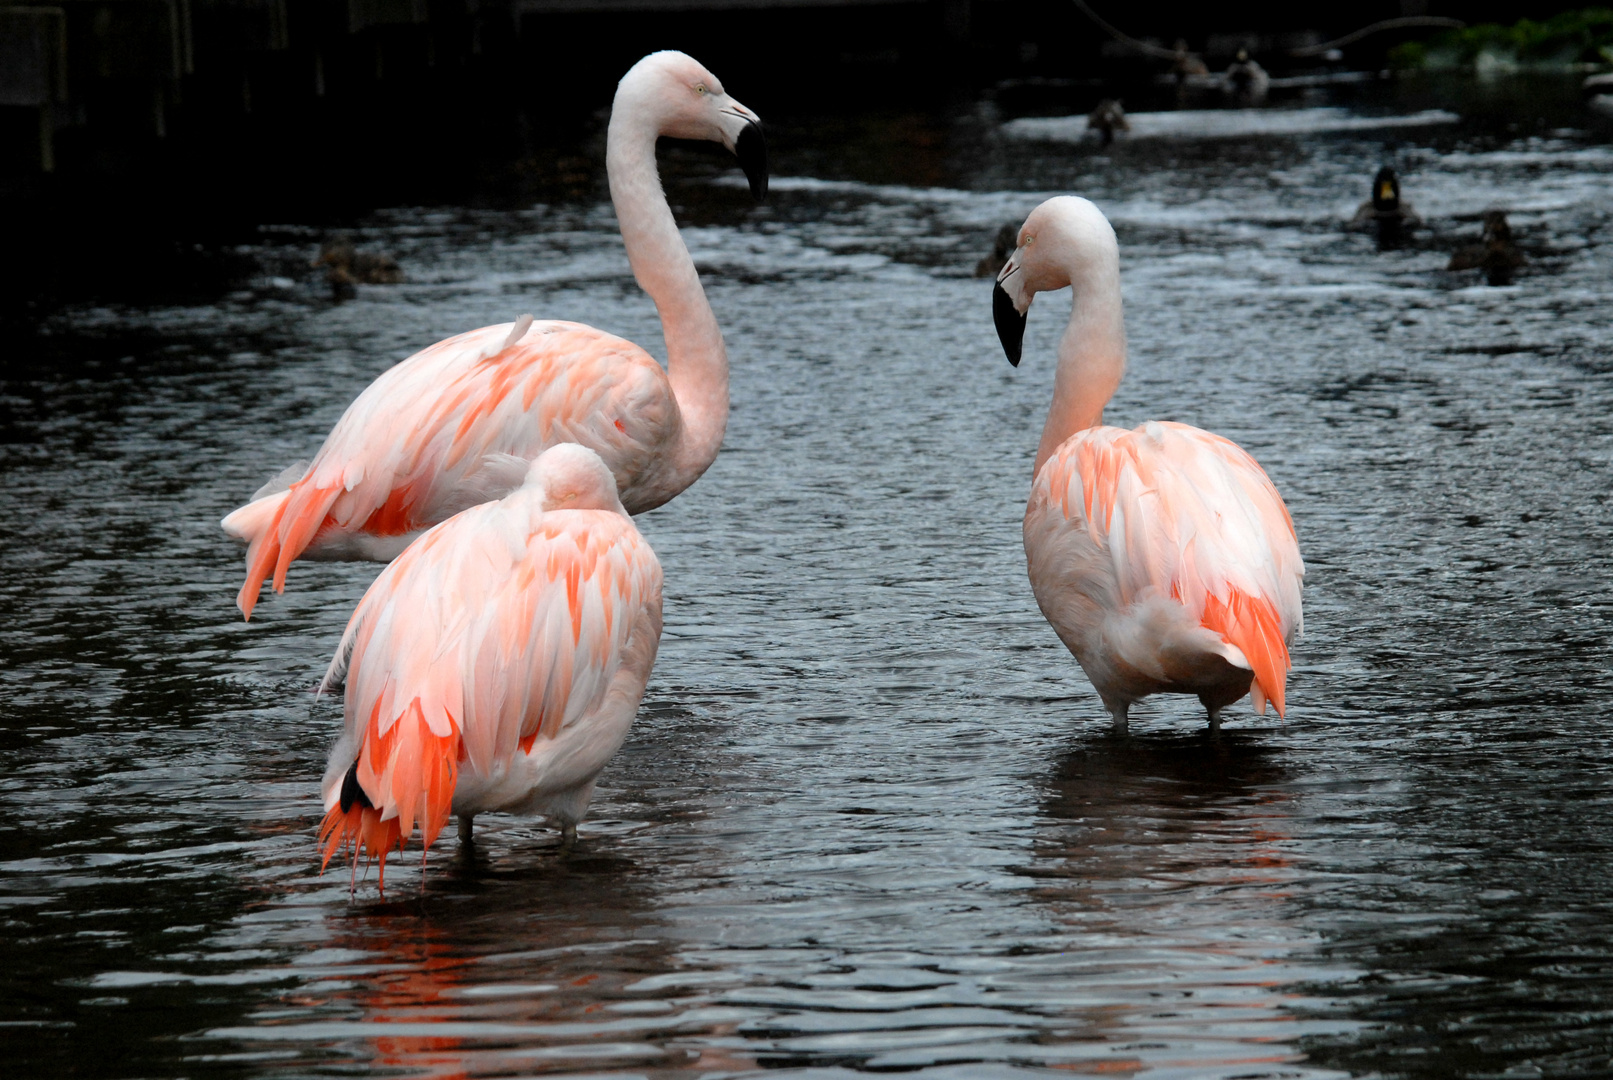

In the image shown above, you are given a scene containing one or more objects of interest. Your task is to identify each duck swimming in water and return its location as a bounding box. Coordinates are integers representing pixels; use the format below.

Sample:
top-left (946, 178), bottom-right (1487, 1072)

top-left (314, 238), bottom-right (404, 300)
top-left (1349, 166), bottom-right (1420, 248)
top-left (975, 223), bottom-right (1020, 278)
top-left (1172, 39), bottom-right (1209, 85)
top-left (1087, 99), bottom-right (1129, 146)
top-left (1449, 210), bottom-right (1525, 286)
top-left (1224, 48), bottom-right (1268, 104)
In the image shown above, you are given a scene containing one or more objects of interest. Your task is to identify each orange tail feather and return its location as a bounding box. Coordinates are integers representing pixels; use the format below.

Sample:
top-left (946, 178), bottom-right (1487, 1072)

top-left (318, 803), bottom-right (404, 886)
top-left (224, 492), bottom-right (290, 621)
top-left (226, 482), bottom-right (342, 620)
top-left (319, 700), bottom-right (462, 886)
top-left (1200, 587), bottom-right (1290, 716)
top-left (272, 482), bottom-right (341, 594)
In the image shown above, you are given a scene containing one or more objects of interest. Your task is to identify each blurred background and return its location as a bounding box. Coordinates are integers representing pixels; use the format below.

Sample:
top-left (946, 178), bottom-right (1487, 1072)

top-left (0, 0), bottom-right (1604, 305)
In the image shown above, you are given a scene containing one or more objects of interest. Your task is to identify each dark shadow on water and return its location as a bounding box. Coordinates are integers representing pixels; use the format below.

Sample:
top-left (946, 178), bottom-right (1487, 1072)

top-left (1044, 728), bottom-right (1292, 813)
top-left (1027, 728), bottom-right (1298, 895)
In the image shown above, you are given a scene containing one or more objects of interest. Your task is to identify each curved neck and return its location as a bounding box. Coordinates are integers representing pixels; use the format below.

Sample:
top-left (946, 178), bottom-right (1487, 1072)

top-left (1034, 271), bottom-right (1126, 477)
top-left (606, 95), bottom-right (728, 481)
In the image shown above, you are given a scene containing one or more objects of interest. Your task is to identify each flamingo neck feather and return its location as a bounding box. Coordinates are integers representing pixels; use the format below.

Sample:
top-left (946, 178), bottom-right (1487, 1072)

top-left (1034, 260), bottom-right (1126, 477)
top-left (607, 72), bottom-right (728, 484)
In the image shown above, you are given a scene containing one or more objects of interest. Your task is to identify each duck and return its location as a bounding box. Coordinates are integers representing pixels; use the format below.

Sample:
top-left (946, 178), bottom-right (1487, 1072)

top-left (1349, 166), bottom-right (1421, 247)
top-left (1224, 48), bottom-right (1269, 105)
top-left (975, 223), bottom-right (1020, 278)
top-left (1448, 210), bottom-right (1525, 286)
top-left (313, 238), bottom-right (404, 300)
top-left (1172, 39), bottom-right (1210, 86)
top-left (1087, 99), bottom-right (1129, 146)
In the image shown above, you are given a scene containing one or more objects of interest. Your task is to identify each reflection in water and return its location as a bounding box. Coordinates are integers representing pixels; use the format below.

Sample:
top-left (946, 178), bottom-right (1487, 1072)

top-left (1020, 733), bottom-right (1349, 1076)
top-left (205, 842), bottom-right (755, 1077)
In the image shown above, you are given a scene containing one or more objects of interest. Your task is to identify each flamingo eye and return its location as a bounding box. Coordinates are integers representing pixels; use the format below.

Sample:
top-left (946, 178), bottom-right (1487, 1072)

top-left (695, 84), bottom-right (708, 95)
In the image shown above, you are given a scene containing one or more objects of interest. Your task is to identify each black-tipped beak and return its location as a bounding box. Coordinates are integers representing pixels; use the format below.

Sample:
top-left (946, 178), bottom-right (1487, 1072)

top-left (993, 279), bottom-right (1026, 367)
top-left (735, 121), bottom-right (768, 202)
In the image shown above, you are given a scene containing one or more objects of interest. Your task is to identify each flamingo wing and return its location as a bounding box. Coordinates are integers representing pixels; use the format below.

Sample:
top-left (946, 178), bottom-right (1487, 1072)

top-left (226, 320), bottom-right (673, 617)
top-left (1036, 421), bottom-right (1304, 712)
top-left (317, 497), bottom-right (663, 877)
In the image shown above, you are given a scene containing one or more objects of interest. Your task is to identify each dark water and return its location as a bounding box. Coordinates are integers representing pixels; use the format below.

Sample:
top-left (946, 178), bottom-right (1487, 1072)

top-left (4, 79), bottom-right (1613, 1077)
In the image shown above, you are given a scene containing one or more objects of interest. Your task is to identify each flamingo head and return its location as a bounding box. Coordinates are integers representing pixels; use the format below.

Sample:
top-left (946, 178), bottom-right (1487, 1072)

top-left (993, 196), bottom-right (1120, 367)
top-left (620, 50), bottom-right (768, 201)
top-left (528, 444), bottom-right (627, 514)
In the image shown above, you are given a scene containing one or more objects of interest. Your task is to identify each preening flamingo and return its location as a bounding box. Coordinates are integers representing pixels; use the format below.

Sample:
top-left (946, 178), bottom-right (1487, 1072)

top-left (992, 197), bottom-right (1304, 732)
top-left (223, 50), bottom-right (764, 619)
top-left (318, 444), bottom-right (663, 884)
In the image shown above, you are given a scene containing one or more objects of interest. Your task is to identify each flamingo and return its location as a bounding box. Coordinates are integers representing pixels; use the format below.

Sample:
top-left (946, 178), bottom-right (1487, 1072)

top-left (223, 50), bottom-right (765, 619)
top-left (318, 444), bottom-right (663, 884)
top-left (991, 197), bottom-right (1304, 733)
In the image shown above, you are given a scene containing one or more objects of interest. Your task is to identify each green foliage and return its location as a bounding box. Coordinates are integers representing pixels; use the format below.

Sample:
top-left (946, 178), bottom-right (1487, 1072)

top-left (1386, 41), bottom-right (1427, 70)
top-left (1396, 8), bottom-right (1613, 70)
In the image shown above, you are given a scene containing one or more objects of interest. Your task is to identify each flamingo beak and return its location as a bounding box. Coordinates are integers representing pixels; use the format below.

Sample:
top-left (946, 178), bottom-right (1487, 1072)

top-left (993, 255), bottom-right (1029, 367)
top-left (734, 119), bottom-right (768, 202)
top-left (718, 100), bottom-right (768, 202)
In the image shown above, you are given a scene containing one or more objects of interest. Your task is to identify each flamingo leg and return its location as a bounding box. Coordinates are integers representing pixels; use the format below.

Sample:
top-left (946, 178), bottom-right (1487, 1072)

top-left (457, 814), bottom-right (475, 844)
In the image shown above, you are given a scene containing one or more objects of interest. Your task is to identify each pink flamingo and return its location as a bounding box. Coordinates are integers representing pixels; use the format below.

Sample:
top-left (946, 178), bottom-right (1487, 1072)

top-left (318, 444), bottom-right (662, 882)
top-left (992, 197), bottom-right (1304, 732)
top-left (223, 51), bottom-right (764, 619)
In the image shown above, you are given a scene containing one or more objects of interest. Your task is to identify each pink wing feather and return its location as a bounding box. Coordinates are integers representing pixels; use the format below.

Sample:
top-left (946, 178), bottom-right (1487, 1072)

top-left (1037, 421), bottom-right (1304, 713)
top-left (226, 320), bottom-right (674, 618)
top-left (316, 496), bottom-right (662, 882)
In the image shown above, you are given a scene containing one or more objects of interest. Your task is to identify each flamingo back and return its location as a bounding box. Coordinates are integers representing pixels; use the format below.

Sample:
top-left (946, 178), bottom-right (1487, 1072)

top-left (317, 491), bottom-right (663, 882)
top-left (1032, 421), bottom-right (1304, 713)
top-left (227, 320), bottom-right (674, 618)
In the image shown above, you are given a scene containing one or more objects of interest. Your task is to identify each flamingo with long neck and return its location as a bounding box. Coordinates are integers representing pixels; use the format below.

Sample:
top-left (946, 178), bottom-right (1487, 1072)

top-left (994, 196), bottom-right (1304, 732)
top-left (223, 51), bottom-right (765, 619)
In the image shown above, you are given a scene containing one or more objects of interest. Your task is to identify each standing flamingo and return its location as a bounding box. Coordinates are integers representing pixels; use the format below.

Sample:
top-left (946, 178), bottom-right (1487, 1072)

top-left (223, 50), bottom-right (764, 619)
top-left (318, 444), bottom-right (663, 884)
top-left (992, 197), bottom-right (1304, 732)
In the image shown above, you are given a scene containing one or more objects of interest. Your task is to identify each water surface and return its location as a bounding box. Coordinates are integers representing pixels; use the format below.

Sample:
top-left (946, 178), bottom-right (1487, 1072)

top-left (4, 83), bottom-right (1613, 1078)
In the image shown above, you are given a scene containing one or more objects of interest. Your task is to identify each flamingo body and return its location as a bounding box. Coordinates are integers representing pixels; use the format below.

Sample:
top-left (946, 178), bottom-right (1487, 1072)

top-left (224, 50), bottom-right (765, 620)
top-left (317, 444), bottom-right (663, 882)
top-left (993, 196), bottom-right (1303, 729)
top-left (1025, 421), bottom-right (1302, 721)
top-left (224, 320), bottom-right (678, 618)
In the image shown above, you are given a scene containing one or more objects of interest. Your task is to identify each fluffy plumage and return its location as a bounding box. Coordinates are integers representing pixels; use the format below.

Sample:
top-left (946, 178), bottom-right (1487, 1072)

top-left (1025, 422), bottom-right (1302, 719)
top-left (223, 50), bottom-right (763, 619)
top-left (225, 321), bottom-right (674, 618)
top-left (317, 444), bottom-right (663, 885)
top-left (994, 196), bottom-right (1304, 730)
